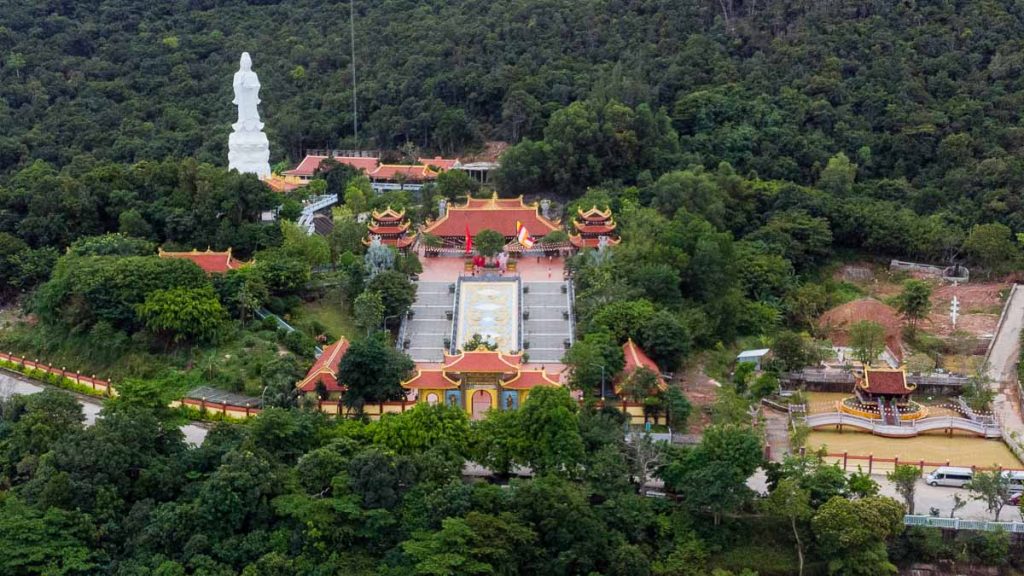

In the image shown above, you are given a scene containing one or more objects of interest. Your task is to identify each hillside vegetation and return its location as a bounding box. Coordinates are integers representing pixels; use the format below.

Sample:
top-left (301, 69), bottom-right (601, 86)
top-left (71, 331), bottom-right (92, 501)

top-left (1, 2), bottom-right (1024, 230)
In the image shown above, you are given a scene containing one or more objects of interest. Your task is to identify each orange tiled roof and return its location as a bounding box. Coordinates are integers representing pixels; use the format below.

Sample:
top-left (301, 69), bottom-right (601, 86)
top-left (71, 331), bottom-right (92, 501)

top-left (616, 339), bottom-right (667, 393)
top-left (572, 219), bottom-right (617, 234)
top-left (370, 164), bottom-right (438, 182)
top-left (283, 155), bottom-right (328, 177)
top-left (264, 175), bottom-right (304, 192)
top-left (158, 248), bottom-right (248, 274)
top-left (502, 368), bottom-right (560, 390)
top-left (402, 369), bottom-right (459, 390)
top-left (417, 156), bottom-right (460, 171)
top-left (297, 339), bottom-right (350, 392)
top-left (442, 349), bottom-right (522, 373)
top-left (859, 368), bottom-right (915, 395)
top-left (422, 194), bottom-right (561, 238)
top-left (367, 222), bottom-right (411, 235)
top-left (283, 155), bottom-right (380, 178)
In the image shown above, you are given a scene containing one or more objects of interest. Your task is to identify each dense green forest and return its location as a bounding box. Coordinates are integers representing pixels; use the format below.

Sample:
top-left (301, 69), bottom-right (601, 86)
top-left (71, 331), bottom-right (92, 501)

top-left (3, 388), bottom-right (1010, 576)
top-left (4, 1), bottom-right (1024, 230)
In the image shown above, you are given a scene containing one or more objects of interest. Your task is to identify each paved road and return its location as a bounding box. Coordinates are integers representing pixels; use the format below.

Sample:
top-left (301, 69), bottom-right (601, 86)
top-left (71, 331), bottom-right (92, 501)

top-left (0, 372), bottom-right (208, 446)
top-left (987, 285), bottom-right (1024, 450)
top-left (748, 469), bottom-right (1017, 521)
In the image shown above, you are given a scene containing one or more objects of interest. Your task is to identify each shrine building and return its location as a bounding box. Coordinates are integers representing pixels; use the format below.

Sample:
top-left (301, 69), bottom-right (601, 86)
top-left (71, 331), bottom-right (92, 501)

top-left (853, 368), bottom-right (916, 410)
top-left (158, 248), bottom-right (249, 274)
top-left (363, 207), bottom-right (416, 250)
top-left (421, 193), bottom-right (561, 249)
top-left (614, 339), bottom-right (667, 397)
top-left (401, 347), bottom-right (560, 419)
top-left (297, 339), bottom-right (350, 399)
top-left (569, 206), bottom-right (620, 249)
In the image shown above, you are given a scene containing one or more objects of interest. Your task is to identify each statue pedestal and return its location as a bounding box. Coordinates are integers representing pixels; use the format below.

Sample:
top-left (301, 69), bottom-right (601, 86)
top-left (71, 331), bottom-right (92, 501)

top-left (228, 129), bottom-right (270, 180)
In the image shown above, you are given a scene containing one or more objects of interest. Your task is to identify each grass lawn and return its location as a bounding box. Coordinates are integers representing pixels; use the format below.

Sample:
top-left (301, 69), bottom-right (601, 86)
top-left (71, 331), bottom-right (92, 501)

top-left (291, 289), bottom-right (358, 342)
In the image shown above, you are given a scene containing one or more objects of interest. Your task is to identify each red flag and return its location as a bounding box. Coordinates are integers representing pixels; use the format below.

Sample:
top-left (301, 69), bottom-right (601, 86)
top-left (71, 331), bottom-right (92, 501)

top-left (464, 223), bottom-right (473, 254)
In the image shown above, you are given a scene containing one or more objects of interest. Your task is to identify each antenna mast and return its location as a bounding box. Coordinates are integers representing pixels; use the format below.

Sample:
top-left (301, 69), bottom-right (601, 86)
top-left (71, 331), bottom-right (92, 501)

top-left (350, 0), bottom-right (358, 141)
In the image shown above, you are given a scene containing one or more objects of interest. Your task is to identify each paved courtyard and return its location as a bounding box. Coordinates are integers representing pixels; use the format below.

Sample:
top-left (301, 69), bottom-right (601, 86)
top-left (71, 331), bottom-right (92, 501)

top-left (405, 257), bottom-right (574, 366)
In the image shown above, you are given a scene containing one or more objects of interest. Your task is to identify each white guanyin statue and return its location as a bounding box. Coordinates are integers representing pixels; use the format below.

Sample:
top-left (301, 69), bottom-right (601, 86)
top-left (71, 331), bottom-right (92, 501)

top-left (228, 52), bottom-right (271, 179)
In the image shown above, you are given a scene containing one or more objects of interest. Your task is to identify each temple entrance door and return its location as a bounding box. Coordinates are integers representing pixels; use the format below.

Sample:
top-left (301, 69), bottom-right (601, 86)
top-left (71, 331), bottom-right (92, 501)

top-left (471, 390), bottom-right (491, 420)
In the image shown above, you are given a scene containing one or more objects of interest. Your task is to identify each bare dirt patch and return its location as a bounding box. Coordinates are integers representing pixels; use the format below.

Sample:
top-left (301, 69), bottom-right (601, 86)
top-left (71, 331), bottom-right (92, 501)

top-left (679, 364), bottom-right (719, 434)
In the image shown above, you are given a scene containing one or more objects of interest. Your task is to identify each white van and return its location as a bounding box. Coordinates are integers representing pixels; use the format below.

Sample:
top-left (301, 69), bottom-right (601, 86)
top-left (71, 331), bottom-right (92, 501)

top-left (925, 467), bottom-right (973, 487)
top-left (1004, 471), bottom-right (1024, 493)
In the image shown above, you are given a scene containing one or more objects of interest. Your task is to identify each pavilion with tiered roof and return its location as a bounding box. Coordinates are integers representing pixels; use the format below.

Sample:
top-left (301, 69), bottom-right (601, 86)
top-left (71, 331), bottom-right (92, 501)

top-left (569, 206), bottom-right (620, 249)
top-left (363, 207), bottom-right (416, 250)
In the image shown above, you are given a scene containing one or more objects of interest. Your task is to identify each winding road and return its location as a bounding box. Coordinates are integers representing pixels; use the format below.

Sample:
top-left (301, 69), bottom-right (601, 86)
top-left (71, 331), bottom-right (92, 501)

top-left (987, 285), bottom-right (1024, 443)
top-left (0, 371), bottom-right (209, 445)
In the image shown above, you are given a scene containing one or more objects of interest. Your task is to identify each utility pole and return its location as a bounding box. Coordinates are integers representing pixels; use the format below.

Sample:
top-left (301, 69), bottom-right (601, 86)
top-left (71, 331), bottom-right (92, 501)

top-left (350, 0), bottom-right (359, 141)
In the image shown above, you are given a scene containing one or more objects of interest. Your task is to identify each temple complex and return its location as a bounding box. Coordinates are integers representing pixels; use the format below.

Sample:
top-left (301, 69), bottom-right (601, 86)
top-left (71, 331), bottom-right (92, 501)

top-left (401, 347), bottom-right (559, 419)
top-left (363, 207), bottom-right (416, 250)
top-left (569, 206), bottom-right (620, 249)
top-left (421, 193), bottom-right (561, 248)
top-left (158, 248), bottom-right (249, 274)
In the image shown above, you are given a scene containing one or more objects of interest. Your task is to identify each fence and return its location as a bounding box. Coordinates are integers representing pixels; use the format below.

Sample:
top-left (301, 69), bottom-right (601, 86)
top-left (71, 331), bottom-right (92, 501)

top-left (1, 351), bottom-right (267, 421)
top-left (819, 450), bottom-right (1024, 475)
top-left (0, 351), bottom-right (114, 396)
top-left (905, 515), bottom-right (1024, 533)
top-left (174, 398), bottom-right (262, 420)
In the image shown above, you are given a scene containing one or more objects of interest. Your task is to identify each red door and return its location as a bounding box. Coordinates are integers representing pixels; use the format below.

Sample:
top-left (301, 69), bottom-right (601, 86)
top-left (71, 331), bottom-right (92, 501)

top-left (471, 390), bottom-right (491, 420)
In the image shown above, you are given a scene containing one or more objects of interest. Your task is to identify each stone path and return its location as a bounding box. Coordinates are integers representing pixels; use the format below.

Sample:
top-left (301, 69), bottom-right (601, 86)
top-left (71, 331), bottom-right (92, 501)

top-left (763, 409), bottom-right (791, 462)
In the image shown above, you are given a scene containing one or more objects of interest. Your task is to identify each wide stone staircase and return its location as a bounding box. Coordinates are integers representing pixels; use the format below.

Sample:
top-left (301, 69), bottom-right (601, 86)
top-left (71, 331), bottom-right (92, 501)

top-left (403, 281), bottom-right (454, 362)
top-left (521, 281), bottom-right (574, 365)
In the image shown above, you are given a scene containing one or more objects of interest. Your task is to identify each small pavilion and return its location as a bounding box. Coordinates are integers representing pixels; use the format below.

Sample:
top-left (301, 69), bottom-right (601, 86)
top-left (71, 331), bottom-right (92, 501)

top-left (363, 207), bottom-right (416, 250)
top-left (853, 368), bottom-right (915, 407)
top-left (842, 367), bottom-right (924, 424)
top-left (158, 248), bottom-right (249, 274)
top-left (401, 347), bottom-right (560, 419)
top-left (569, 206), bottom-right (620, 249)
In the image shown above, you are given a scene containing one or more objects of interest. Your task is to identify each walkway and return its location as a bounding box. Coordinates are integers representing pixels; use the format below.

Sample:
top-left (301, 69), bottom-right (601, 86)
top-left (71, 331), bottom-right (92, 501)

top-left (522, 280), bottom-right (573, 364)
top-left (0, 371), bottom-right (208, 446)
top-left (403, 281), bottom-right (453, 362)
top-left (986, 284), bottom-right (1024, 446)
top-left (804, 412), bottom-right (1002, 438)
top-left (763, 410), bottom-right (791, 462)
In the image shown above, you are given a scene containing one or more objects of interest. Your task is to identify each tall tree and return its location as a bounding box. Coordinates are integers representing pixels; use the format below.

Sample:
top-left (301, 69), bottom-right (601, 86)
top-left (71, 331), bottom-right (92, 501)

top-left (849, 320), bottom-right (886, 365)
top-left (886, 464), bottom-right (920, 515)
top-left (894, 280), bottom-right (932, 331)
top-left (516, 387), bottom-right (585, 478)
top-left (761, 478), bottom-right (812, 576)
top-left (337, 334), bottom-right (415, 413)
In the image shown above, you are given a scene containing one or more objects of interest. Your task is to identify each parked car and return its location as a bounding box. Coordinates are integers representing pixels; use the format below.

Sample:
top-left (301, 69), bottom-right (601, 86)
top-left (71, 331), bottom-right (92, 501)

top-left (925, 466), bottom-right (973, 488)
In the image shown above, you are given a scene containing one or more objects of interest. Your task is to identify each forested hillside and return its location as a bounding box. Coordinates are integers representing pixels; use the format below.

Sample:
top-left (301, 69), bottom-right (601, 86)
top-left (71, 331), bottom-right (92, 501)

top-left (4, 1), bottom-right (1024, 229)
